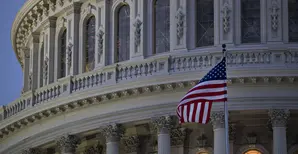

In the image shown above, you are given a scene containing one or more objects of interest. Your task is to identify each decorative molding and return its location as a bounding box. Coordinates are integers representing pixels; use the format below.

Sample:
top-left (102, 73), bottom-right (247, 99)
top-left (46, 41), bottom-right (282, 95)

top-left (221, 0), bottom-right (231, 33)
top-left (151, 115), bottom-right (177, 133)
top-left (176, 6), bottom-right (185, 40)
top-left (270, 0), bottom-right (279, 31)
top-left (268, 109), bottom-right (290, 127)
top-left (210, 111), bottom-right (225, 129)
top-left (133, 18), bottom-right (142, 47)
top-left (121, 136), bottom-right (140, 153)
top-left (58, 0), bottom-right (64, 7)
top-left (170, 127), bottom-right (186, 146)
top-left (100, 123), bottom-right (125, 142)
top-left (96, 27), bottom-right (105, 58)
top-left (67, 40), bottom-right (73, 68)
top-left (43, 57), bottom-right (49, 82)
top-left (56, 134), bottom-right (81, 153)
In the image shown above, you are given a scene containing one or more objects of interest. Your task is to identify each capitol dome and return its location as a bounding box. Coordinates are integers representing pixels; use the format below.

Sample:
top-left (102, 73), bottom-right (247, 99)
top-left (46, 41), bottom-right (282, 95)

top-left (0, 0), bottom-right (298, 154)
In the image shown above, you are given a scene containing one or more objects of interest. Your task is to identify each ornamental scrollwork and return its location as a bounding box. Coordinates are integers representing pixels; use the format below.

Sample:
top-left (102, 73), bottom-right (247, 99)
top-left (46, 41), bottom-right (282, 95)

top-left (56, 134), bottom-right (81, 153)
top-left (84, 144), bottom-right (104, 154)
top-left (67, 40), bottom-right (73, 68)
top-left (121, 135), bottom-right (140, 153)
top-left (43, 57), bottom-right (49, 82)
top-left (96, 27), bottom-right (105, 58)
top-left (270, 0), bottom-right (279, 31)
top-left (221, 1), bottom-right (231, 33)
top-left (100, 123), bottom-right (125, 141)
top-left (176, 7), bottom-right (185, 40)
top-left (170, 127), bottom-right (186, 146)
top-left (268, 109), bottom-right (290, 127)
top-left (48, 1), bottom-right (56, 12)
top-left (151, 115), bottom-right (177, 133)
top-left (210, 111), bottom-right (225, 129)
top-left (133, 18), bottom-right (142, 47)
top-left (21, 148), bottom-right (42, 154)
top-left (28, 71), bottom-right (33, 90)
top-left (58, 0), bottom-right (64, 7)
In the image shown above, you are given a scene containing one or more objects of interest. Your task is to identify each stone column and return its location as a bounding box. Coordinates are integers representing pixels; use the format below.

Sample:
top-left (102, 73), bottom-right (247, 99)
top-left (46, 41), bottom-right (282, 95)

top-left (210, 111), bottom-right (226, 154)
top-left (31, 33), bottom-right (40, 90)
top-left (43, 17), bottom-right (56, 85)
top-left (152, 116), bottom-right (176, 154)
top-left (170, 127), bottom-right (186, 154)
top-left (23, 47), bottom-right (31, 92)
top-left (101, 124), bottom-right (125, 154)
top-left (21, 148), bottom-right (42, 154)
top-left (269, 109), bottom-right (290, 154)
top-left (66, 2), bottom-right (81, 75)
top-left (121, 135), bottom-right (140, 154)
top-left (56, 134), bottom-right (81, 154)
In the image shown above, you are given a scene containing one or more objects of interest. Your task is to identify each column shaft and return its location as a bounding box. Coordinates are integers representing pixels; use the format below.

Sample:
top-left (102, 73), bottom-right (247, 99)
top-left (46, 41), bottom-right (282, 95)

top-left (273, 127), bottom-right (287, 154)
top-left (214, 128), bottom-right (226, 154)
top-left (106, 141), bottom-right (119, 154)
top-left (158, 132), bottom-right (171, 154)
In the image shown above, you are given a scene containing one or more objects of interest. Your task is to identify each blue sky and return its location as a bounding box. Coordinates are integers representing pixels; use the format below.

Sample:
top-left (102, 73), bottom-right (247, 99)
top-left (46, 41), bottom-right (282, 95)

top-left (0, 1), bottom-right (26, 105)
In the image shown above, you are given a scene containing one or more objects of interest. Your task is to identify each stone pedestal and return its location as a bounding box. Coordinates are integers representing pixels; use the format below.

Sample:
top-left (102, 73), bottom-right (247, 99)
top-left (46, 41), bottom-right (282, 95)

top-left (269, 109), bottom-right (290, 154)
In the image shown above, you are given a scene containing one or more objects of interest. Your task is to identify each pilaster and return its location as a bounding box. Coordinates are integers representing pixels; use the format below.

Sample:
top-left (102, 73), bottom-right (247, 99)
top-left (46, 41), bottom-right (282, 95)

top-left (31, 33), bottom-right (40, 90)
top-left (220, 0), bottom-right (234, 45)
top-left (210, 111), bottom-right (226, 154)
top-left (96, 1), bottom-right (106, 68)
top-left (23, 47), bottom-right (31, 92)
top-left (267, 0), bottom-right (283, 42)
top-left (268, 109), bottom-right (290, 154)
top-left (56, 134), bottom-right (81, 154)
top-left (171, 0), bottom-right (187, 51)
top-left (130, 0), bottom-right (145, 60)
top-left (43, 17), bottom-right (57, 85)
top-left (186, 0), bottom-right (196, 49)
top-left (67, 2), bottom-right (81, 75)
top-left (37, 33), bottom-right (44, 88)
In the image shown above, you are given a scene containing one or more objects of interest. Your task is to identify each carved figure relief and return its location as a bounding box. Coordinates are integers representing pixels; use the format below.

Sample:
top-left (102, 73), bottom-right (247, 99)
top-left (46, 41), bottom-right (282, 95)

top-left (96, 27), bottom-right (105, 58)
top-left (133, 18), bottom-right (142, 47)
top-left (221, 1), bottom-right (231, 33)
top-left (43, 57), bottom-right (49, 82)
top-left (270, 0), bottom-right (279, 31)
top-left (67, 40), bottom-right (73, 68)
top-left (28, 72), bottom-right (33, 90)
top-left (176, 7), bottom-right (185, 40)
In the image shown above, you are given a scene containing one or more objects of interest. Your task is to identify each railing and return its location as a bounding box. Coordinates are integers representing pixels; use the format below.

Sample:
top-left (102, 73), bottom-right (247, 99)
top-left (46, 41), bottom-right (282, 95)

top-left (0, 50), bottom-right (297, 122)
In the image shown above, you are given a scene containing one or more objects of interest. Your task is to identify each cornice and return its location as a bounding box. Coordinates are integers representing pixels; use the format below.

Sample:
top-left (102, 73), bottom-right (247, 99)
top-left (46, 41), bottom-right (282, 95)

top-left (0, 75), bottom-right (298, 141)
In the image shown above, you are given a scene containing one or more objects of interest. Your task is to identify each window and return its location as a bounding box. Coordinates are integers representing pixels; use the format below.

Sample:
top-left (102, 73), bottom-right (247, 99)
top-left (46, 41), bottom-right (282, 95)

top-left (289, 0), bottom-right (298, 42)
top-left (241, 0), bottom-right (261, 43)
top-left (116, 5), bottom-right (130, 62)
top-left (59, 30), bottom-right (67, 78)
top-left (153, 0), bottom-right (170, 54)
top-left (196, 0), bottom-right (214, 47)
top-left (85, 16), bottom-right (96, 72)
top-left (245, 150), bottom-right (262, 154)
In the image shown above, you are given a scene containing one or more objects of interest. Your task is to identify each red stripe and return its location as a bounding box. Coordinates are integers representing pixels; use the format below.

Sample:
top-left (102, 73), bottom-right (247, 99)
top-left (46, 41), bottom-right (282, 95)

top-left (188, 83), bottom-right (227, 93)
top-left (205, 102), bottom-right (213, 124)
top-left (182, 90), bottom-right (227, 102)
top-left (191, 103), bottom-right (198, 122)
top-left (180, 105), bottom-right (185, 123)
top-left (198, 102), bottom-right (205, 123)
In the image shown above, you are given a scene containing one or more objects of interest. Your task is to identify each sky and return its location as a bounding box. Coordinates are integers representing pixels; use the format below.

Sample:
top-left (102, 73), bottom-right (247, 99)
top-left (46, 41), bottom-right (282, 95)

top-left (0, 1), bottom-right (27, 105)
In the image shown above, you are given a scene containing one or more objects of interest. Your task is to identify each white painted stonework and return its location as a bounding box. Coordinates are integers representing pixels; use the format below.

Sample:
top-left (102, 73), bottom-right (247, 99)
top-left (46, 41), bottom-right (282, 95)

top-left (1, 0), bottom-right (298, 154)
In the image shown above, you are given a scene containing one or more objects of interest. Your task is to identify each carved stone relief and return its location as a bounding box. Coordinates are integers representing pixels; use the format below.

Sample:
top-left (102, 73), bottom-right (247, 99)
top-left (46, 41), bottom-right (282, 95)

top-left (176, 6), bottom-right (185, 40)
top-left (67, 40), bottom-right (73, 68)
top-left (170, 127), bottom-right (186, 146)
top-left (221, 1), bottom-right (231, 33)
top-left (56, 134), bottom-right (81, 153)
top-left (210, 111), bottom-right (225, 129)
top-left (270, 0), bottom-right (279, 31)
top-left (84, 144), bottom-right (104, 154)
top-left (96, 27), bottom-right (105, 59)
top-left (268, 109), bottom-right (290, 127)
top-left (133, 18), bottom-right (142, 47)
top-left (121, 135), bottom-right (140, 153)
top-left (43, 57), bottom-right (49, 82)
top-left (100, 123), bottom-right (125, 142)
top-left (28, 72), bottom-right (33, 90)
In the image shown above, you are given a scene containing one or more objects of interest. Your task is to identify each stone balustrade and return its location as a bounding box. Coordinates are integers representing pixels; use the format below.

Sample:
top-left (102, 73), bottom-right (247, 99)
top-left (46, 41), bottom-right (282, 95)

top-left (0, 49), bottom-right (298, 123)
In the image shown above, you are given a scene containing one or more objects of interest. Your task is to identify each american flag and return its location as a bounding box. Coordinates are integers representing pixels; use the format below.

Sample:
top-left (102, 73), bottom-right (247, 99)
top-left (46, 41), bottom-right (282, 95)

top-left (176, 57), bottom-right (227, 124)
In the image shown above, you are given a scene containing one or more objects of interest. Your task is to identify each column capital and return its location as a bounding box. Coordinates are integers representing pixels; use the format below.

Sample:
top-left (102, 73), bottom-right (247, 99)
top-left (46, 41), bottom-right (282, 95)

top-left (151, 115), bottom-right (177, 134)
top-left (210, 111), bottom-right (225, 129)
top-left (84, 144), bottom-right (104, 154)
top-left (170, 127), bottom-right (186, 146)
top-left (268, 109), bottom-right (290, 127)
top-left (56, 134), bottom-right (81, 153)
top-left (44, 17), bottom-right (57, 29)
top-left (100, 123), bottom-right (125, 142)
top-left (21, 148), bottom-right (42, 154)
top-left (121, 135), bottom-right (140, 153)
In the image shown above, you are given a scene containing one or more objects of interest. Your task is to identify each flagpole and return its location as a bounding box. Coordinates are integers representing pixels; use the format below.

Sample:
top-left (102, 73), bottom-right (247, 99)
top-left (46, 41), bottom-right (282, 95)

top-left (222, 44), bottom-right (230, 154)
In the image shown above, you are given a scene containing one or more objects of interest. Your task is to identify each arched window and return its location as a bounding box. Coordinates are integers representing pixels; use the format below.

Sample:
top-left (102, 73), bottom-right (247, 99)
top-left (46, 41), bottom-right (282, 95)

top-left (153, 0), bottom-right (170, 54)
top-left (85, 16), bottom-right (96, 72)
top-left (245, 150), bottom-right (262, 154)
top-left (116, 5), bottom-right (130, 62)
top-left (289, 0), bottom-right (298, 42)
top-left (241, 0), bottom-right (261, 43)
top-left (59, 30), bottom-right (67, 78)
top-left (196, 0), bottom-right (214, 47)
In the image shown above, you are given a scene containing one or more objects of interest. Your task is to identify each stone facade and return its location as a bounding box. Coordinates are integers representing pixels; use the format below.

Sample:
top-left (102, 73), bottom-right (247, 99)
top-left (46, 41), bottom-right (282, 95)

top-left (0, 0), bottom-right (298, 154)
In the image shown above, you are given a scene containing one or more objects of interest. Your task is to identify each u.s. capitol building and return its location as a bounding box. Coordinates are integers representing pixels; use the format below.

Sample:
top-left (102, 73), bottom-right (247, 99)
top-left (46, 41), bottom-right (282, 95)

top-left (0, 0), bottom-right (298, 154)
